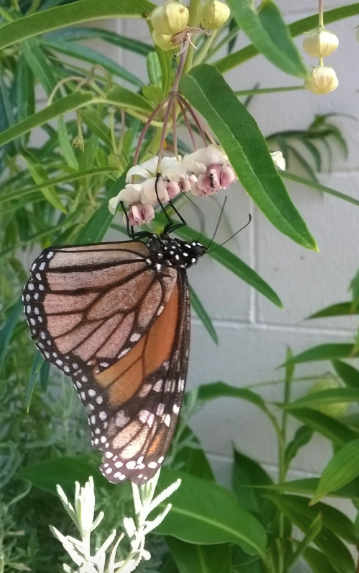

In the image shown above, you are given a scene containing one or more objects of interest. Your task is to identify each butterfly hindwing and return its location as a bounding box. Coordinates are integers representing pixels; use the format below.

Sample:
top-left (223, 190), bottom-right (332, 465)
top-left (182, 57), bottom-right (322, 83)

top-left (98, 271), bottom-right (190, 484)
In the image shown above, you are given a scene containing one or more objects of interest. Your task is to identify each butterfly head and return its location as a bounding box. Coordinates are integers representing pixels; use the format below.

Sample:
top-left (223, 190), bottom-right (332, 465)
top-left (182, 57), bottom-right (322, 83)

top-left (147, 234), bottom-right (205, 270)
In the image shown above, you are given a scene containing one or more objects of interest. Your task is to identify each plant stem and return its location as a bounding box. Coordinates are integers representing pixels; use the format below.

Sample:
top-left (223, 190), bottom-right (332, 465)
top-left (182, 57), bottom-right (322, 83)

top-left (183, 0), bottom-right (201, 74)
top-left (319, 0), bottom-right (324, 27)
top-left (194, 30), bottom-right (219, 65)
top-left (207, 25), bottom-right (240, 59)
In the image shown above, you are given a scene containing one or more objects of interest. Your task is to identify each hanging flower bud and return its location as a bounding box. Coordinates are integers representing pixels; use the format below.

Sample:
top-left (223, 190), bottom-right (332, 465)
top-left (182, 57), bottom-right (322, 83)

top-left (152, 30), bottom-right (176, 51)
top-left (303, 27), bottom-right (339, 58)
top-left (307, 377), bottom-right (349, 418)
top-left (128, 202), bottom-right (155, 226)
top-left (198, 0), bottom-right (230, 30)
top-left (72, 135), bottom-right (84, 152)
top-left (304, 66), bottom-right (338, 94)
top-left (150, 1), bottom-right (189, 35)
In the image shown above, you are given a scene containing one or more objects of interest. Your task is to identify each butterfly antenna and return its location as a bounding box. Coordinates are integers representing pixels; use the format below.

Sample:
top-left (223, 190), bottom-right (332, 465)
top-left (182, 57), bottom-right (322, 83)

top-left (205, 196), bottom-right (227, 251)
top-left (206, 214), bottom-right (252, 254)
top-left (180, 191), bottom-right (206, 239)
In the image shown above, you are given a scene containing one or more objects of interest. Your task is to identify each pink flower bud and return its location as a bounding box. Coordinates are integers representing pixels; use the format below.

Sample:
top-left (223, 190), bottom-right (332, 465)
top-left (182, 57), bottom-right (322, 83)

top-left (166, 180), bottom-right (181, 198)
top-left (127, 202), bottom-right (155, 226)
top-left (220, 165), bottom-right (236, 188)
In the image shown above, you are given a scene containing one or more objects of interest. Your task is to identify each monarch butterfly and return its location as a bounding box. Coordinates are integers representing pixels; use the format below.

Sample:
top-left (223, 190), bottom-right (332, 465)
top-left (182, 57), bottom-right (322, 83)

top-left (23, 225), bottom-right (205, 485)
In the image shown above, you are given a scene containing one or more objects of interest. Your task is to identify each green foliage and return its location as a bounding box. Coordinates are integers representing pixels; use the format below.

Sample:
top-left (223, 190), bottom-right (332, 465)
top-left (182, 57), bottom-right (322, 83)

top-left (0, 0), bottom-right (358, 572)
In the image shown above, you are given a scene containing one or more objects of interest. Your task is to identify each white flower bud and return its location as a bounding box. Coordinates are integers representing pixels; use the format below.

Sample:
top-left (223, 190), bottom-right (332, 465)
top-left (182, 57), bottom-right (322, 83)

top-left (304, 66), bottom-right (338, 95)
top-left (150, 1), bottom-right (189, 35)
top-left (198, 0), bottom-right (230, 30)
top-left (303, 28), bottom-right (339, 58)
top-left (152, 30), bottom-right (176, 51)
top-left (270, 151), bottom-right (286, 171)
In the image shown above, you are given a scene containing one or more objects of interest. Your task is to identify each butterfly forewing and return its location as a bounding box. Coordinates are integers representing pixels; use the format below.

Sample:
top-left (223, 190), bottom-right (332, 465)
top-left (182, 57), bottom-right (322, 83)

top-left (24, 241), bottom-right (177, 378)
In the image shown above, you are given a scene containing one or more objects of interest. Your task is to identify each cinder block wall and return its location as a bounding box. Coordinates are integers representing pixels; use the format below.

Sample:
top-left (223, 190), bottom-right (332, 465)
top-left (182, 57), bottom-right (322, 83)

top-left (118, 2), bottom-right (358, 484)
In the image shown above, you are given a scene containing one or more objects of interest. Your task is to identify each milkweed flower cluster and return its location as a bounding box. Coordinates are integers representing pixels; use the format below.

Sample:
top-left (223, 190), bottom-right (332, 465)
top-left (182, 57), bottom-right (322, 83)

top-left (108, 145), bottom-right (237, 226)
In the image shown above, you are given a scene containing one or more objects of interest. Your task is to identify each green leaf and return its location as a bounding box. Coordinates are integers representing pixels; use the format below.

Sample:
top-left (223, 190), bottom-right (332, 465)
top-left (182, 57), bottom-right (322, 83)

top-left (284, 425), bottom-right (313, 470)
top-left (215, 4), bottom-right (359, 74)
top-left (74, 169), bottom-right (129, 245)
top-left (303, 547), bottom-right (339, 573)
top-left (0, 0), bottom-right (156, 49)
top-left (281, 344), bottom-right (357, 366)
top-left (16, 53), bottom-right (35, 132)
top-left (311, 439), bottom-right (359, 505)
top-left (25, 353), bottom-right (45, 410)
top-left (23, 155), bottom-right (67, 214)
top-left (232, 450), bottom-right (275, 528)
top-left (227, 0), bottom-right (307, 78)
top-left (167, 538), bottom-right (231, 573)
top-left (307, 302), bottom-right (357, 319)
top-left (333, 360), bottom-right (359, 389)
top-left (263, 477), bottom-right (359, 502)
top-left (268, 494), bottom-right (356, 572)
top-left (106, 84), bottom-right (152, 113)
top-left (23, 38), bottom-right (57, 96)
top-left (282, 172), bottom-right (359, 209)
top-left (285, 389), bottom-right (359, 411)
top-left (175, 226), bottom-right (282, 308)
top-left (0, 297), bottom-right (23, 375)
top-left (180, 65), bottom-right (316, 250)
top-left (57, 117), bottom-right (78, 169)
top-left (172, 427), bottom-right (215, 481)
top-left (41, 39), bottom-right (143, 87)
top-left (45, 27), bottom-right (153, 56)
top-left (189, 285), bottom-right (218, 345)
top-left (286, 408), bottom-right (358, 445)
top-left (0, 90), bottom-right (94, 147)
top-left (17, 454), bottom-right (115, 498)
top-left (197, 382), bottom-right (269, 415)
top-left (156, 469), bottom-right (268, 557)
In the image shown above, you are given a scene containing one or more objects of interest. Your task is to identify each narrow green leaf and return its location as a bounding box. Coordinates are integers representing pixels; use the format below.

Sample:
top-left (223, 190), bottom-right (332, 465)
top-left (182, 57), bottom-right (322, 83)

top-left (312, 439), bottom-right (359, 505)
top-left (281, 344), bottom-right (357, 367)
top-left (16, 53), bottom-right (35, 127)
top-left (25, 353), bottom-right (44, 410)
top-left (79, 110), bottom-right (112, 148)
top-left (307, 302), bottom-right (356, 319)
top-left (0, 167), bottom-right (117, 205)
top-left (45, 28), bottom-right (153, 56)
top-left (173, 427), bottom-right (215, 481)
top-left (0, 298), bottom-right (23, 375)
top-left (180, 65), bottom-right (316, 250)
top-left (189, 285), bottom-right (218, 345)
top-left (74, 169), bottom-right (130, 244)
top-left (197, 381), bottom-right (269, 415)
top-left (0, 0), bottom-right (156, 49)
top-left (58, 117), bottom-right (78, 169)
top-left (303, 547), bottom-right (339, 573)
top-left (156, 469), bottom-right (267, 556)
top-left (23, 155), bottom-right (67, 214)
top-left (0, 90), bottom-right (94, 147)
top-left (268, 494), bottom-right (356, 573)
top-left (23, 38), bottom-right (57, 96)
top-left (215, 4), bottom-right (359, 74)
top-left (263, 478), bottom-right (359, 502)
top-left (106, 85), bottom-right (152, 113)
top-left (282, 172), bottom-right (359, 208)
top-left (286, 408), bottom-right (358, 445)
top-left (285, 388), bottom-right (359, 411)
top-left (227, 0), bottom-right (307, 78)
top-left (333, 360), bottom-right (359, 389)
top-left (284, 425), bottom-right (313, 470)
top-left (147, 51), bottom-right (163, 87)
top-left (41, 39), bottom-right (143, 87)
top-left (167, 537), bottom-right (231, 573)
top-left (176, 226), bottom-right (282, 308)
